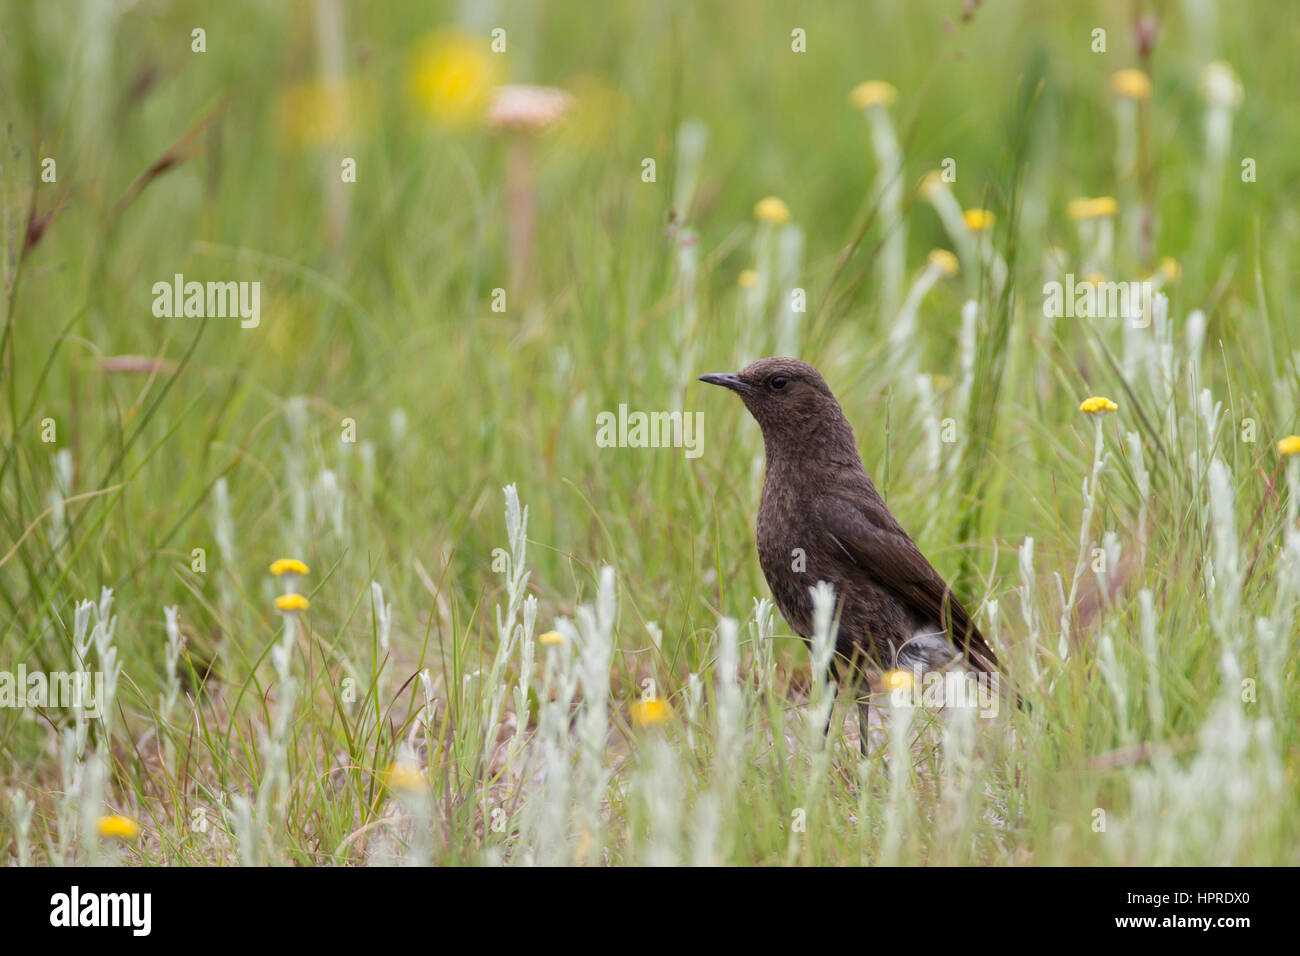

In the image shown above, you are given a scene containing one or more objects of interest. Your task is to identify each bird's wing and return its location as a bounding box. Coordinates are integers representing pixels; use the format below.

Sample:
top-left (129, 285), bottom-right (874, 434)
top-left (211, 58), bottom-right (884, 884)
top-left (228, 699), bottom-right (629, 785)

top-left (816, 493), bottom-right (1001, 672)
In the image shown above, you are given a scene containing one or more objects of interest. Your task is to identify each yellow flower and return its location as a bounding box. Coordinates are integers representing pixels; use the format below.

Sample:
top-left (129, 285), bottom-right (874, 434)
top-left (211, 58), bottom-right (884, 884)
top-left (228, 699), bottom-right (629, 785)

top-left (963, 208), bottom-right (995, 233)
top-left (630, 696), bottom-right (672, 728)
top-left (1079, 396), bottom-right (1119, 415)
top-left (269, 558), bottom-right (310, 577)
top-left (1068, 196), bottom-right (1118, 220)
top-left (850, 80), bottom-right (898, 110)
top-left (97, 815), bottom-right (140, 840)
top-left (753, 196), bottom-right (791, 225)
top-left (409, 30), bottom-right (503, 125)
top-left (883, 669), bottom-right (914, 694)
top-left (1111, 68), bottom-right (1152, 101)
top-left (276, 78), bottom-right (366, 147)
top-left (737, 269), bottom-right (759, 289)
top-left (927, 248), bottom-right (959, 278)
top-left (919, 170), bottom-right (948, 199)
top-left (1278, 436), bottom-right (1300, 457)
top-left (1159, 257), bottom-right (1182, 284)
top-left (1082, 272), bottom-right (1108, 287)
top-left (538, 630), bottom-right (566, 646)
top-left (385, 761), bottom-right (427, 791)
top-left (275, 593), bottom-right (310, 612)
top-left (1091, 196), bottom-right (1118, 217)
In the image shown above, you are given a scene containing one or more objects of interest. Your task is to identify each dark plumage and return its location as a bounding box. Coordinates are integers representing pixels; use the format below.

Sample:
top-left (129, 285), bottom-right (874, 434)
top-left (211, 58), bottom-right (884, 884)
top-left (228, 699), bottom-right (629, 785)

top-left (700, 357), bottom-right (1007, 747)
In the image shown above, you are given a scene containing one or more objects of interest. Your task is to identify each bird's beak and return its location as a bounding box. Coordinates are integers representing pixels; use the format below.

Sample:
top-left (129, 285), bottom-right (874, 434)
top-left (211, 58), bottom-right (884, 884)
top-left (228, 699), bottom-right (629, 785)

top-left (698, 372), bottom-right (748, 393)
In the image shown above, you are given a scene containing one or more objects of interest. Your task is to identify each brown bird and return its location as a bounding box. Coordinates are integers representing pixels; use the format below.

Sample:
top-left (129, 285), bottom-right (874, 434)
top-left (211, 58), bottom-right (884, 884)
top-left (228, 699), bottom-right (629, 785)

top-left (700, 357), bottom-right (1008, 750)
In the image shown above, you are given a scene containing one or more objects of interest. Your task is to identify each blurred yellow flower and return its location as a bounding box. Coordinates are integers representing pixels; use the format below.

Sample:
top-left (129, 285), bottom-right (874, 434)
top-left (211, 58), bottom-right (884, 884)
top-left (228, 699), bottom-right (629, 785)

top-left (919, 170), bottom-right (948, 199)
top-left (277, 78), bottom-right (365, 147)
top-left (270, 558), bottom-right (310, 576)
top-left (927, 249), bottom-right (959, 278)
top-left (1111, 68), bottom-right (1152, 101)
top-left (1068, 196), bottom-right (1118, 220)
top-left (850, 80), bottom-right (898, 110)
top-left (754, 196), bottom-right (791, 225)
top-left (275, 593), bottom-right (310, 612)
top-left (883, 669), bottom-right (913, 694)
top-left (97, 815), bottom-right (140, 840)
top-left (410, 30), bottom-right (503, 125)
top-left (385, 761), bottom-right (427, 791)
top-left (630, 696), bottom-right (672, 727)
top-left (1080, 396), bottom-right (1118, 415)
top-left (538, 630), bottom-right (565, 646)
top-left (1082, 272), bottom-right (1108, 286)
top-left (963, 208), bottom-right (995, 233)
top-left (737, 269), bottom-right (759, 288)
top-left (1091, 196), bottom-right (1118, 217)
top-left (1159, 257), bottom-right (1182, 284)
top-left (1278, 436), bottom-right (1300, 457)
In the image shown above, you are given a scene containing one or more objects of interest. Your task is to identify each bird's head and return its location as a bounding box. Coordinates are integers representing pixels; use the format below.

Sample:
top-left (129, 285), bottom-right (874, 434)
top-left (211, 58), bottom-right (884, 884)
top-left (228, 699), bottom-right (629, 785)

top-left (699, 357), bottom-right (856, 455)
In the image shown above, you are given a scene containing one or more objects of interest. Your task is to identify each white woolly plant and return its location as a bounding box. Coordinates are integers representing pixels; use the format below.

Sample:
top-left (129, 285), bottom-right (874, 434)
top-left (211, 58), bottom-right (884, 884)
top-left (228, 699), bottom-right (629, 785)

top-left (159, 606), bottom-right (183, 725)
top-left (9, 789), bottom-right (35, 866)
top-left (1138, 589), bottom-right (1164, 730)
top-left (1205, 458), bottom-right (1244, 681)
top-left (748, 597), bottom-right (777, 698)
top-left (774, 224), bottom-right (806, 359)
top-left (484, 484), bottom-right (533, 759)
top-left (1057, 410), bottom-right (1112, 661)
top-left (528, 621), bottom-right (579, 865)
top-left (555, 565), bottom-right (617, 865)
top-left (713, 617), bottom-right (744, 805)
top-left (854, 85), bottom-right (905, 315)
top-left (1126, 432), bottom-right (1151, 567)
top-left (1017, 536), bottom-right (1043, 685)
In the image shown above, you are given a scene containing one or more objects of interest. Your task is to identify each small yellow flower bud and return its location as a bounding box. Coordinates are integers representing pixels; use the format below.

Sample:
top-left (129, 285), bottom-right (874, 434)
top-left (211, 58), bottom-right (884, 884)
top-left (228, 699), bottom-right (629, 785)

top-left (1278, 436), bottom-right (1300, 457)
top-left (850, 80), bottom-right (898, 110)
top-left (883, 669), bottom-right (914, 694)
top-left (97, 815), bottom-right (140, 840)
top-left (737, 269), bottom-right (759, 289)
top-left (538, 630), bottom-right (566, 646)
top-left (927, 249), bottom-right (959, 278)
top-left (1111, 68), bottom-right (1152, 101)
top-left (753, 197), bottom-right (791, 225)
top-left (1090, 196), bottom-right (1118, 217)
top-left (269, 558), bottom-right (310, 576)
top-left (275, 593), bottom-right (310, 612)
top-left (963, 209), bottom-right (995, 233)
top-left (1079, 396), bottom-right (1119, 415)
top-left (919, 171), bottom-right (948, 199)
top-left (629, 696), bottom-right (672, 727)
top-left (385, 762), bottom-right (427, 791)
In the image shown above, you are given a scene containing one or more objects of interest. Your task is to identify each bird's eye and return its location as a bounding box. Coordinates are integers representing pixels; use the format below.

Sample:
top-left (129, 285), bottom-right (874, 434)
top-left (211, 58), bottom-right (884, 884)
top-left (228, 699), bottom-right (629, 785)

top-left (770, 376), bottom-right (789, 391)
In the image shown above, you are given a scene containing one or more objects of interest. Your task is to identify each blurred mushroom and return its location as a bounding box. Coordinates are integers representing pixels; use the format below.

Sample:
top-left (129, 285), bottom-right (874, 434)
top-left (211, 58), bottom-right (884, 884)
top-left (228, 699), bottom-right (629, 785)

top-left (486, 84), bottom-right (575, 294)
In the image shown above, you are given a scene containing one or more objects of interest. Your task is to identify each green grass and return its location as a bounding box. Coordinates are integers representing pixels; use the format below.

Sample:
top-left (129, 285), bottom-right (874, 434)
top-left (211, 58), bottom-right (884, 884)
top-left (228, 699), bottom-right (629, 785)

top-left (2, 0), bottom-right (1298, 865)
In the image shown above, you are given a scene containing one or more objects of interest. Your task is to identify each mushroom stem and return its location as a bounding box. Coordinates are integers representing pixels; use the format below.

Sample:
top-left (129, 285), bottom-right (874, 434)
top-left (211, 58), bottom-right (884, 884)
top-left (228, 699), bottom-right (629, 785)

top-left (507, 136), bottom-right (536, 294)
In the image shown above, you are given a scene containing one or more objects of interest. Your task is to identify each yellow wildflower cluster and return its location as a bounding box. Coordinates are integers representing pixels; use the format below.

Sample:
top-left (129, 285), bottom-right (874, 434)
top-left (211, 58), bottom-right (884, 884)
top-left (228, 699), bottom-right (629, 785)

top-left (1079, 396), bottom-right (1119, 415)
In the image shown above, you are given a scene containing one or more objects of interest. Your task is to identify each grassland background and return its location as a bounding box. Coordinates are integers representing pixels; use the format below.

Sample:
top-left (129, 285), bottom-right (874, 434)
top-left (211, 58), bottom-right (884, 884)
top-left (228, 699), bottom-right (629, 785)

top-left (1, 0), bottom-right (1298, 865)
